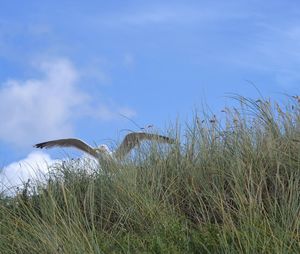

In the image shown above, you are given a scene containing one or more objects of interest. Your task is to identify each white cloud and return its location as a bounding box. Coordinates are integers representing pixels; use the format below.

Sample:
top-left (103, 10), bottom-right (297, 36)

top-left (0, 58), bottom-right (87, 147)
top-left (0, 57), bottom-right (137, 148)
top-left (0, 151), bottom-right (59, 196)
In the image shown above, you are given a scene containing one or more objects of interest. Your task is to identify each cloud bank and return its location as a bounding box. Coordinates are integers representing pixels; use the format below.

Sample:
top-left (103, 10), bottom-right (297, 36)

top-left (0, 58), bottom-right (136, 148)
top-left (0, 58), bottom-right (86, 147)
top-left (0, 151), bottom-right (59, 195)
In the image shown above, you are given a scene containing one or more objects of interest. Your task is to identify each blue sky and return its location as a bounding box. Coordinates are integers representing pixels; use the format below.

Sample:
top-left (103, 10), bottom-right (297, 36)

top-left (0, 1), bottom-right (299, 188)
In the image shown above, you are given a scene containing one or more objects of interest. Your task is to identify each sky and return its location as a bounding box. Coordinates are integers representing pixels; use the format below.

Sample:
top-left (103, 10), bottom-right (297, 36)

top-left (0, 1), bottom-right (299, 191)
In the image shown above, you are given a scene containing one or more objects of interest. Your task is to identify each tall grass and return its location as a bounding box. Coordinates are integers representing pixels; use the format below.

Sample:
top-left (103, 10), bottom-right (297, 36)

top-left (1, 96), bottom-right (299, 253)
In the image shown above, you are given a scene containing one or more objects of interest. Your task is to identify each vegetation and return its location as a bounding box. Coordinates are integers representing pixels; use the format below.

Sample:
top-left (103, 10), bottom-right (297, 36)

top-left (1, 96), bottom-right (299, 253)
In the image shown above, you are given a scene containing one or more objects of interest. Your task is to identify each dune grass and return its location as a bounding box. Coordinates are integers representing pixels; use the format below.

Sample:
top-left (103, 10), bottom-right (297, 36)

top-left (0, 96), bottom-right (300, 253)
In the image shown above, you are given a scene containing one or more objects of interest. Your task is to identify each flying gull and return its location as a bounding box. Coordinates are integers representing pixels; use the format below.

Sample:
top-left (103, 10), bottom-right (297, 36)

top-left (34, 132), bottom-right (175, 159)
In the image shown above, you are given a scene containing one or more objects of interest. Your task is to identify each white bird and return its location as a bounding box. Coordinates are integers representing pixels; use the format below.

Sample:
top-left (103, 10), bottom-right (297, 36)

top-left (34, 132), bottom-right (175, 160)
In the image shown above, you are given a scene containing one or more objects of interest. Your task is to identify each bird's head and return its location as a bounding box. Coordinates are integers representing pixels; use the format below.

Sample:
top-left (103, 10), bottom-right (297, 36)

top-left (94, 144), bottom-right (113, 156)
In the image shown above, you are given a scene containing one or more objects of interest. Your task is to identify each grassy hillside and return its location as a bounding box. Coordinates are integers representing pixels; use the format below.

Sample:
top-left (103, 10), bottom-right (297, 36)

top-left (1, 96), bottom-right (300, 253)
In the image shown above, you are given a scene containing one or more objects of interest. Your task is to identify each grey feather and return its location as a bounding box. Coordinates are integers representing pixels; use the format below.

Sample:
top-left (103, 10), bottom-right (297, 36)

top-left (34, 138), bottom-right (98, 158)
top-left (114, 132), bottom-right (175, 159)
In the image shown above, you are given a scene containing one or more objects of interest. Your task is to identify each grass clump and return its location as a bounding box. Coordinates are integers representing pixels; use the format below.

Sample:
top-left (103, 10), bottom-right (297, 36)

top-left (0, 96), bottom-right (300, 253)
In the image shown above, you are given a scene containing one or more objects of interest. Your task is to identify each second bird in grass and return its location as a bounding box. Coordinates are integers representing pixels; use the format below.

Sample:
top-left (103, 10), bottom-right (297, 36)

top-left (34, 132), bottom-right (175, 160)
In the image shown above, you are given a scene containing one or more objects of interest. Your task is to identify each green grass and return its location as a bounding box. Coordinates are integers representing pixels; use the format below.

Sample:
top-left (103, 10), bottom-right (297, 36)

top-left (1, 96), bottom-right (300, 253)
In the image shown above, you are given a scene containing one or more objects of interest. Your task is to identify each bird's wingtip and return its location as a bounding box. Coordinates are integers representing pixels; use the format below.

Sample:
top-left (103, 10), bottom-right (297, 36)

top-left (33, 143), bottom-right (43, 149)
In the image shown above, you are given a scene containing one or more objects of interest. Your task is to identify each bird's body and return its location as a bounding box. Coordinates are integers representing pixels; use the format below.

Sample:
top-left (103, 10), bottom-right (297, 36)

top-left (34, 132), bottom-right (175, 159)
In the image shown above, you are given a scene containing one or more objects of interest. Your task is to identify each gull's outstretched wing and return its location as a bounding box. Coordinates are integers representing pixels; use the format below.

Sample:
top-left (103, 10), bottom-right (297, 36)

top-left (114, 132), bottom-right (175, 159)
top-left (34, 138), bottom-right (98, 158)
